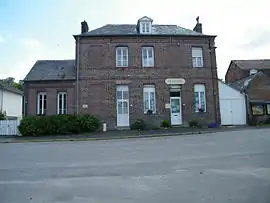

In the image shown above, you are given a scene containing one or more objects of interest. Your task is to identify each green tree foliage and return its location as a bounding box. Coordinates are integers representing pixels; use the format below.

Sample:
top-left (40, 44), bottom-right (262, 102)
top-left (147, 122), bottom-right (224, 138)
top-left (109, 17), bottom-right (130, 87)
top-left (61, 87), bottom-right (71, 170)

top-left (1, 77), bottom-right (23, 91)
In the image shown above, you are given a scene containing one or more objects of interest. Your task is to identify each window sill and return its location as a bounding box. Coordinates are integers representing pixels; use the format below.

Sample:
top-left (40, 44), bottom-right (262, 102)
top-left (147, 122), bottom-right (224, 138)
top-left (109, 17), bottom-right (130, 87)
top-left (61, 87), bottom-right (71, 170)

top-left (192, 66), bottom-right (204, 68)
top-left (116, 66), bottom-right (128, 68)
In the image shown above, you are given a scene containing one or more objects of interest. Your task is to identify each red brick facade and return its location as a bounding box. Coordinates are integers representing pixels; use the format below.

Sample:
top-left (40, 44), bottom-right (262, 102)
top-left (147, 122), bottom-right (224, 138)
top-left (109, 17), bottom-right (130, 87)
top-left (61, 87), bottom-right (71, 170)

top-left (24, 81), bottom-right (76, 116)
top-left (225, 61), bottom-right (270, 83)
top-left (76, 36), bottom-right (220, 129)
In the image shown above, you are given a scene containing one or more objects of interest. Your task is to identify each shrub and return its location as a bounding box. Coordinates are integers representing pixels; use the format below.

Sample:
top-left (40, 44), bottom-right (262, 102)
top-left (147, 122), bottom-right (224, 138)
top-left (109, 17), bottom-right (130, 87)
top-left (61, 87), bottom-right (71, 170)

top-left (161, 119), bottom-right (171, 128)
top-left (189, 120), bottom-right (199, 128)
top-left (18, 114), bottom-right (101, 136)
top-left (130, 119), bottom-right (146, 130)
top-left (0, 110), bottom-right (6, 120)
top-left (248, 117), bottom-right (257, 126)
top-left (264, 116), bottom-right (270, 124)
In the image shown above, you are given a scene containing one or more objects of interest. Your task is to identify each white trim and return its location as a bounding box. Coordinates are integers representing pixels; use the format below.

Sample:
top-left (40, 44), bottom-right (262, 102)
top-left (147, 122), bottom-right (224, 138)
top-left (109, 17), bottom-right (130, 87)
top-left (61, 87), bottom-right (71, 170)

top-left (116, 47), bottom-right (128, 67)
top-left (194, 84), bottom-right (206, 112)
top-left (192, 47), bottom-right (204, 67)
top-left (37, 92), bottom-right (46, 115)
top-left (142, 47), bottom-right (154, 67)
top-left (143, 85), bottom-right (156, 113)
top-left (57, 92), bottom-right (67, 115)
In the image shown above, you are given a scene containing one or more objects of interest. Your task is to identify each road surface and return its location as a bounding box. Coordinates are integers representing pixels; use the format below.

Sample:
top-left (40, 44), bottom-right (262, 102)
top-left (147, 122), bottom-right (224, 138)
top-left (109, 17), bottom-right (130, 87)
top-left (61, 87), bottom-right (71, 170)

top-left (0, 129), bottom-right (270, 203)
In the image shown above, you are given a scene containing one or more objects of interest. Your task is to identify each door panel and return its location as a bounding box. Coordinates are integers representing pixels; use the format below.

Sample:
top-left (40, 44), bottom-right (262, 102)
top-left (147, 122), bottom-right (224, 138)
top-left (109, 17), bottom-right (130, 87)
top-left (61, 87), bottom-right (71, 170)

top-left (170, 97), bottom-right (182, 125)
top-left (116, 86), bottom-right (129, 127)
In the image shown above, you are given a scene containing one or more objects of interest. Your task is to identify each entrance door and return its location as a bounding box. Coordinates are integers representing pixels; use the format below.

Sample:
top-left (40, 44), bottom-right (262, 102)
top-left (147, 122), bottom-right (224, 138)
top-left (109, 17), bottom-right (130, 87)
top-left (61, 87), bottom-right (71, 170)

top-left (116, 86), bottom-right (129, 127)
top-left (170, 97), bottom-right (182, 125)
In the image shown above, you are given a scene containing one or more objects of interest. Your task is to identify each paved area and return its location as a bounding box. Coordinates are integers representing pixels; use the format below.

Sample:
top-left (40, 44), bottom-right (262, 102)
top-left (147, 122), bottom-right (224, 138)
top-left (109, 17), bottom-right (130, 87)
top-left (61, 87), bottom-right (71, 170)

top-left (0, 129), bottom-right (270, 203)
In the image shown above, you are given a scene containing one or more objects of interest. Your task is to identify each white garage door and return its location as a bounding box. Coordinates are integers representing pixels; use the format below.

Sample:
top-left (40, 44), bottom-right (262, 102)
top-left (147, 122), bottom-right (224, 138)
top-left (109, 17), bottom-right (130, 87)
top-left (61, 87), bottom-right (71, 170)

top-left (220, 99), bottom-right (246, 125)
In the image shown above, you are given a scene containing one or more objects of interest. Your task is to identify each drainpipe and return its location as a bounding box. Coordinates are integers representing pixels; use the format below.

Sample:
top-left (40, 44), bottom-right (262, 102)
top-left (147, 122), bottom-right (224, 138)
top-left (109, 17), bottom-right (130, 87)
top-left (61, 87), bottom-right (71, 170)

top-left (76, 36), bottom-right (80, 114)
top-left (243, 90), bottom-right (250, 125)
top-left (208, 39), bottom-right (218, 124)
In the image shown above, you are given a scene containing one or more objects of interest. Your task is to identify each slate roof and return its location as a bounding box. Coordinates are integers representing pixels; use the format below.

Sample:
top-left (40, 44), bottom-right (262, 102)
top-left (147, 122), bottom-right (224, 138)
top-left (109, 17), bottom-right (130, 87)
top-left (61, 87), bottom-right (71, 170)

top-left (75, 24), bottom-right (208, 37)
top-left (0, 80), bottom-right (23, 95)
top-left (229, 72), bottom-right (267, 92)
top-left (24, 60), bottom-right (76, 81)
top-left (232, 59), bottom-right (270, 70)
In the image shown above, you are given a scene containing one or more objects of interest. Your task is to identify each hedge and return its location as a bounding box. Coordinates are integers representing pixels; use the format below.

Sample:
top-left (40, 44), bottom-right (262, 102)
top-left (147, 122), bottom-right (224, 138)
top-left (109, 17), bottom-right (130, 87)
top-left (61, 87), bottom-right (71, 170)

top-left (18, 114), bottom-right (101, 136)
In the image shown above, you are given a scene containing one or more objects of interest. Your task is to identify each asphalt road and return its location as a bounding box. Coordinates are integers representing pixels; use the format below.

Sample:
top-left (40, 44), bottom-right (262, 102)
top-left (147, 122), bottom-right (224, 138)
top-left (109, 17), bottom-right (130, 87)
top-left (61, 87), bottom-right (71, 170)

top-left (0, 129), bottom-right (270, 203)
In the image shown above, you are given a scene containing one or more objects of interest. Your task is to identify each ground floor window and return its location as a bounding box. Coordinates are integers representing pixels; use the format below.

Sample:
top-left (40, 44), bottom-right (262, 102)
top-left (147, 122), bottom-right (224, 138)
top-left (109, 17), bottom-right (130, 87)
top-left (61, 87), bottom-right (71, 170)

top-left (37, 92), bottom-right (47, 115)
top-left (57, 92), bottom-right (67, 115)
top-left (251, 103), bottom-right (264, 115)
top-left (266, 104), bottom-right (270, 115)
top-left (194, 84), bottom-right (206, 112)
top-left (143, 85), bottom-right (156, 114)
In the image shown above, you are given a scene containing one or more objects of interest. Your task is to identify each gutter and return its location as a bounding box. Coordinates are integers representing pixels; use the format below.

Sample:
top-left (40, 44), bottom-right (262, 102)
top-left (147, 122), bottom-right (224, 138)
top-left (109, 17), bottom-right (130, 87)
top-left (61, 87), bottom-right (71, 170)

top-left (75, 36), bottom-right (80, 114)
top-left (242, 90), bottom-right (250, 124)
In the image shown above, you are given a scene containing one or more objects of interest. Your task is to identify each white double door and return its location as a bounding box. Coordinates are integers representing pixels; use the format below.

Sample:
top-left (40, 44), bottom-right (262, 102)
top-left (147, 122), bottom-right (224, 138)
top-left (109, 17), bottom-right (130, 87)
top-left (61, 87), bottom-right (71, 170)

top-left (116, 86), bottom-right (130, 127)
top-left (170, 97), bottom-right (182, 125)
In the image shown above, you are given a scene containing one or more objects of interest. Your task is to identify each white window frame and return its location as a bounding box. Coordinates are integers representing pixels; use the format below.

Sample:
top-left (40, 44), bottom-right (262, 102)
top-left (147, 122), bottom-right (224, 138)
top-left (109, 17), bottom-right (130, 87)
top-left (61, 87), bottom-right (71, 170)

top-left (140, 22), bottom-right (152, 34)
top-left (37, 92), bottom-right (47, 115)
top-left (57, 92), bottom-right (67, 115)
top-left (116, 47), bottom-right (128, 67)
top-left (142, 47), bottom-right (154, 67)
top-left (143, 85), bottom-right (156, 114)
top-left (194, 84), bottom-right (206, 112)
top-left (192, 47), bottom-right (204, 67)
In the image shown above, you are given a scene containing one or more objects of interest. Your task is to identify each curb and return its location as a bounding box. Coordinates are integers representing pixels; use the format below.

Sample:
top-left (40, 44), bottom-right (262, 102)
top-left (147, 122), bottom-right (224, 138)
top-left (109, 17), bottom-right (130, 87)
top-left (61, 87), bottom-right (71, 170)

top-left (0, 130), bottom-right (216, 144)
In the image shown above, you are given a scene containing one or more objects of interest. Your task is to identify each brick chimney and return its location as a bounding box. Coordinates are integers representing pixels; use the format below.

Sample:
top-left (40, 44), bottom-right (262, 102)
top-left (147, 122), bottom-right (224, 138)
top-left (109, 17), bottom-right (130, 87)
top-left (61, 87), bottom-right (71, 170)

top-left (193, 16), bottom-right (202, 33)
top-left (81, 20), bottom-right (89, 34)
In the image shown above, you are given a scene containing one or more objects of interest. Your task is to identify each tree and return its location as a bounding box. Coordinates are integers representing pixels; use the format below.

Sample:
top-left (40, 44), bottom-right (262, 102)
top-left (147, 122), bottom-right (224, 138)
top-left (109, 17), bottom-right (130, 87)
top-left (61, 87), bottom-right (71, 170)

top-left (1, 77), bottom-right (23, 91)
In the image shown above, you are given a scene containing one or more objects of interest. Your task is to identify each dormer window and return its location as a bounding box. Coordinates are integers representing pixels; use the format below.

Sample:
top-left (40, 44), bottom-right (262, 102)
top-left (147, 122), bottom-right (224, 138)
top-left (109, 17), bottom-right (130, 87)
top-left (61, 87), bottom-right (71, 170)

top-left (137, 16), bottom-right (153, 34)
top-left (140, 22), bottom-right (151, 34)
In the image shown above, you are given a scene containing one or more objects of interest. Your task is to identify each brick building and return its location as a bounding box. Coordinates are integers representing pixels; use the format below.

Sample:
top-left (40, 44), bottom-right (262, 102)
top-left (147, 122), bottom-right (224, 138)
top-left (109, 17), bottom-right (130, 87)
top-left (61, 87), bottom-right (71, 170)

top-left (24, 16), bottom-right (220, 129)
top-left (225, 59), bottom-right (270, 83)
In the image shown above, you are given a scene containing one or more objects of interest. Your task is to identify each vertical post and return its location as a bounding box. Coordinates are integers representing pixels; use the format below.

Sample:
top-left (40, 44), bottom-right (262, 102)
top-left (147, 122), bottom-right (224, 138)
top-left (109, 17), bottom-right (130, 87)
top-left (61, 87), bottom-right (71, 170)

top-left (75, 36), bottom-right (80, 115)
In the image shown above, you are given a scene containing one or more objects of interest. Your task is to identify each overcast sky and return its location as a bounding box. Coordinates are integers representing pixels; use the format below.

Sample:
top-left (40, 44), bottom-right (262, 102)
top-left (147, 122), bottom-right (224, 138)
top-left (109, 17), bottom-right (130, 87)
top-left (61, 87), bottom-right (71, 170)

top-left (0, 0), bottom-right (269, 81)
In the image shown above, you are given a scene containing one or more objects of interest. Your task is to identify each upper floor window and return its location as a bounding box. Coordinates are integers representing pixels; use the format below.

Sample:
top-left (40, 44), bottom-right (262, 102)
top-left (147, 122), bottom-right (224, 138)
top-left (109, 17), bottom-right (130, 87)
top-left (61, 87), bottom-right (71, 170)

top-left (37, 92), bottom-right (47, 115)
top-left (142, 47), bottom-right (154, 67)
top-left (192, 47), bottom-right (204, 67)
top-left (57, 92), bottom-right (67, 115)
top-left (143, 85), bottom-right (156, 114)
top-left (140, 22), bottom-right (151, 34)
top-left (194, 84), bottom-right (206, 112)
top-left (116, 47), bottom-right (128, 67)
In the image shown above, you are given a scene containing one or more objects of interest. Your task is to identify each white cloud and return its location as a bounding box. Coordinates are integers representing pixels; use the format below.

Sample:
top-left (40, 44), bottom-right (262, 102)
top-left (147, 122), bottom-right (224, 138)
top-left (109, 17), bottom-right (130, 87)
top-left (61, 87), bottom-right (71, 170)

top-left (0, 36), bottom-right (4, 43)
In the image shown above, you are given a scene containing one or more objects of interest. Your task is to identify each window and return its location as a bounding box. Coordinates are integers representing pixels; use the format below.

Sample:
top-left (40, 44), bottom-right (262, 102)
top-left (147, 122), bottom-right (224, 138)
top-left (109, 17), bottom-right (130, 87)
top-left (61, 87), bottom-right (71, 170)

top-left (192, 47), bottom-right (204, 67)
top-left (37, 92), bottom-right (47, 115)
top-left (140, 22), bottom-right (151, 34)
top-left (251, 103), bottom-right (264, 115)
top-left (57, 92), bottom-right (67, 115)
top-left (142, 47), bottom-right (154, 67)
top-left (267, 104), bottom-right (270, 115)
top-left (194, 84), bottom-right (206, 112)
top-left (143, 85), bottom-right (156, 114)
top-left (116, 47), bottom-right (128, 67)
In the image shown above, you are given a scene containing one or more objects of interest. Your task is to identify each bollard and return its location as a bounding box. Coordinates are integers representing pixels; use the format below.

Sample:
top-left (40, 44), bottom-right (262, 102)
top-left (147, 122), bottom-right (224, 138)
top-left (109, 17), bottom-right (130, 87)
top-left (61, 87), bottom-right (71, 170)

top-left (103, 123), bottom-right (107, 132)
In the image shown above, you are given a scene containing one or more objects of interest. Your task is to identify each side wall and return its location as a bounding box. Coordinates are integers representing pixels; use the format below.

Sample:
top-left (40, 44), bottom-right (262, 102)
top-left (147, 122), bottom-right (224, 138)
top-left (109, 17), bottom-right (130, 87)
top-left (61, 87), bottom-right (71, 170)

top-left (2, 91), bottom-right (23, 119)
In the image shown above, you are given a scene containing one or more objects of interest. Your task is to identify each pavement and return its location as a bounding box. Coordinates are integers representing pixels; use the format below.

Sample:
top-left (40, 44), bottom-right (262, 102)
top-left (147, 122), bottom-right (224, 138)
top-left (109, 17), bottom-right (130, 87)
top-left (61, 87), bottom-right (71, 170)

top-left (0, 125), bottom-right (262, 143)
top-left (0, 128), bottom-right (270, 203)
